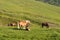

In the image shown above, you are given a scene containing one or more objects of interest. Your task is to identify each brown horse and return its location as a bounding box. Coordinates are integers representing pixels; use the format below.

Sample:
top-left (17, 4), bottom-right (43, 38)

top-left (17, 20), bottom-right (31, 31)
top-left (41, 22), bottom-right (49, 28)
top-left (8, 22), bottom-right (17, 26)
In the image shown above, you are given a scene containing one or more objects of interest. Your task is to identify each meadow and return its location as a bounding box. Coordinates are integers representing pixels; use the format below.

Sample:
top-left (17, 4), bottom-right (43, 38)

top-left (0, 0), bottom-right (60, 40)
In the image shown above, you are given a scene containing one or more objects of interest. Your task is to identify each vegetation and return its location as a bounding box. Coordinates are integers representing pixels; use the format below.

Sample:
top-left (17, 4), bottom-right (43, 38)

top-left (0, 0), bottom-right (60, 40)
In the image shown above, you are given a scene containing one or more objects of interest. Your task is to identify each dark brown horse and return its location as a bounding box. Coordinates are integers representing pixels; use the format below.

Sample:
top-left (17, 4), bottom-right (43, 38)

top-left (17, 20), bottom-right (31, 31)
top-left (41, 22), bottom-right (49, 28)
top-left (8, 22), bottom-right (17, 26)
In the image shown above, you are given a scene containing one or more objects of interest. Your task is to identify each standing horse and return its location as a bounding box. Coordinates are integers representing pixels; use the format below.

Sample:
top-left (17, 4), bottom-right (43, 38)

top-left (41, 22), bottom-right (49, 28)
top-left (17, 20), bottom-right (30, 31)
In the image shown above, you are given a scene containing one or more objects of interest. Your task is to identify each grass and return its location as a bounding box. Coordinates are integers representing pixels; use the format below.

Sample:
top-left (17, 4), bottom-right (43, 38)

top-left (0, 0), bottom-right (60, 40)
top-left (0, 26), bottom-right (60, 40)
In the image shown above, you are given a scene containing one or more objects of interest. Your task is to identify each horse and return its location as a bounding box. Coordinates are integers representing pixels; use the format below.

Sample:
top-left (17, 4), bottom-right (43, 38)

top-left (41, 22), bottom-right (49, 28)
top-left (17, 20), bottom-right (31, 31)
top-left (8, 22), bottom-right (17, 26)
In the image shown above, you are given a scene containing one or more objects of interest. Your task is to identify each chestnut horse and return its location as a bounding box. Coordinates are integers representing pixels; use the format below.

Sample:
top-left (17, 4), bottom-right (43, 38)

top-left (41, 22), bottom-right (49, 28)
top-left (17, 20), bottom-right (30, 31)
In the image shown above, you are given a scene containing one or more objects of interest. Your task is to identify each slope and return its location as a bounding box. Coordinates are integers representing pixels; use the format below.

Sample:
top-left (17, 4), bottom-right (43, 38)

top-left (0, 0), bottom-right (60, 40)
top-left (0, 0), bottom-right (60, 27)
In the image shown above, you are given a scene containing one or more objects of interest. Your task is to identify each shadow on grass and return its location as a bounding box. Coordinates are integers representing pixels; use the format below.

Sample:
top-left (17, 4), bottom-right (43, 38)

top-left (12, 28), bottom-right (22, 30)
top-left (12, 28), bottom-right (28, 31)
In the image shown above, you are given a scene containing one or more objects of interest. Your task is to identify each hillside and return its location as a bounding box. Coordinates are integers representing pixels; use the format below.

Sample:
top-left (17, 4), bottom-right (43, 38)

top-left (0, 0), bottom-right (60, 40)
top-left (0, 0), bottom-right (60, 26)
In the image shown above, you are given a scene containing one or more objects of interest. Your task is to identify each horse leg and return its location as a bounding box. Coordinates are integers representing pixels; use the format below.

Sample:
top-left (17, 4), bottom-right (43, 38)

top-left (26, 24), bottom-right (30, 31)
top-left (25, 25), bottom-right (30, 31)
top-left (23, 26), bottom-right (26, 29)
top-left (17, 23), bottom-right (20, 29)
top-left (46, 24), bottom-right (49, 28)
top-left (42, 24), bottom-right (44, 28)
top-left (46, 25), bottom-right (49, 28)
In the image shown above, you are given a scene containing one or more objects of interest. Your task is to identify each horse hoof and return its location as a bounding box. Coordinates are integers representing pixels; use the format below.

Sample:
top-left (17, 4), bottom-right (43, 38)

top-left (28, 29), bottom-right (30, 31)
top-left (26, 29), bottom-right (30, 31)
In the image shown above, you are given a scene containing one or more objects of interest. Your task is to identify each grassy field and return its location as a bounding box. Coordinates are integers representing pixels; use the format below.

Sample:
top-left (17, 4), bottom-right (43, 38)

top-left (0, 0), bottom-right (60, 40)
top-left (0, 26), bottom-right (60, 40)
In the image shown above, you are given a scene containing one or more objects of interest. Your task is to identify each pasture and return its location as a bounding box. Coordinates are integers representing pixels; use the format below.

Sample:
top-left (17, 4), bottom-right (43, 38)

top-left (0, 25), bottom-right (60, 40)
top-left (0, 0), bottom-right (60, 40)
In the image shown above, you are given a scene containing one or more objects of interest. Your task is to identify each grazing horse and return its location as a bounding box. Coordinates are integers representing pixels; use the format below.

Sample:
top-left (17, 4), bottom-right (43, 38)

top-left (8, 22), bottom-right (17, 26)
top-left (41, 22), bottom-right (49, 28)
top-left (17, 20), bottom-right (30, 31)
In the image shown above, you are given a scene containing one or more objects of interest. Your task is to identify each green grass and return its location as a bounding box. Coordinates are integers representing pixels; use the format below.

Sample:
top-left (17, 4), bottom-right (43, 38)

top-left (0, 0), bottom-right (60, 40)
top-left (0, 26), bottom-right (60, 40)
